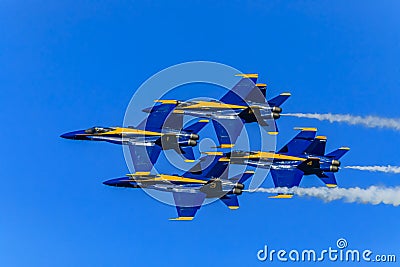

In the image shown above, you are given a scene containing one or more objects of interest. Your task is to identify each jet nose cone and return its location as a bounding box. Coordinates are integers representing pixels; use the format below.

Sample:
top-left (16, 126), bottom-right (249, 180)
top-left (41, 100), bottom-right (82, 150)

top-left (60, 132), bottom-right (75, 139)
top-left (60, 130), bottom-right (86, 140)
top-left (142, 107), bottom-right (152, 113)
top-left (103, 180), bottom-right (114, 186)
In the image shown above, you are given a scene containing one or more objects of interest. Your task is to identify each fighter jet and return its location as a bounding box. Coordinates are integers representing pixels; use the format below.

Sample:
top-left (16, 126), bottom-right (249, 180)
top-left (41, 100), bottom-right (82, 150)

top-left (143, 74), bottom-right (291, 148)
top-left (103, 152), bottom-right (254, 220)
top-left (61, 102), bottom-right (209, 172)
top-left (221, 128), bottom-right (350, 197)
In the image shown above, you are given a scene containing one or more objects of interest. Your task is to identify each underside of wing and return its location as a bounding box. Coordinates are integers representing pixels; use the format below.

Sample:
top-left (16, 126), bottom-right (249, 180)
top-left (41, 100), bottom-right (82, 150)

top-left (170, 192), bottom-right (207, 220)
top-left (212, 118), bottom-right (244, 149)
top-left (270, 168), bottom-right (304, 188)
top-left (128, 144), bottom-right (162, 173)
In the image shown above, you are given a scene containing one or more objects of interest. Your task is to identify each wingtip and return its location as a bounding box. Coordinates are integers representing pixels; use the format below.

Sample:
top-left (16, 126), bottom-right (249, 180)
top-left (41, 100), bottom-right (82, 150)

top-left (294, 127), bottom-right (318, 132)
top-left (326, 184), bottom-right (338, 188)
top-left (169, 217), bottom-right (194, 221)
top-left (268, 194), bottom-right (293, 199)
top-left (235, 73), bottom-right (258, 78)
top-left (201, 151), bottom-right (224, 156)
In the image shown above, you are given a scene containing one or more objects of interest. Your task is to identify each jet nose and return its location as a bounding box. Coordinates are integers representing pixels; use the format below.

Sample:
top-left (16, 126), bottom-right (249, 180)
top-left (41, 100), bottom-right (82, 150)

top-left (60, 130), bottom-right (87, 140)
top-left (103, 180), bottom-right (115, 186)
top-left (60, 132), bottom-right (76, 139)
top-left (142, 106), bottom-right (152, 113)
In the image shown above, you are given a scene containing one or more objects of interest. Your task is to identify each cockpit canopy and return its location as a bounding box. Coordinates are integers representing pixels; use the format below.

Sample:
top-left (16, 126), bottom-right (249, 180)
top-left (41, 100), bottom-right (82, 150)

top-left (85, 126), bottom-right (113, 134)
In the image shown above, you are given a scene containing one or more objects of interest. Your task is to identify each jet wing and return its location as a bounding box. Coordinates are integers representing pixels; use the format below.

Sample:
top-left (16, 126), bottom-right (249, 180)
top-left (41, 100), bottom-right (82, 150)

top-left (278, 128), bottom-right (318, 155)
top-left (170, 191), bottom-right (207, 221)
top-left (212, 118), bottom-right (244, 149)
top-left (128, 144), bottom-right (162, 173)
top-left (270, 168), bottom-right (304, 188)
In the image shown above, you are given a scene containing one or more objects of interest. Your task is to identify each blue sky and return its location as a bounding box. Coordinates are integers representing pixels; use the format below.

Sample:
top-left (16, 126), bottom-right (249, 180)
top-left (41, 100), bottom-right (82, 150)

top-left (1, 1), bottom-right (400, 266)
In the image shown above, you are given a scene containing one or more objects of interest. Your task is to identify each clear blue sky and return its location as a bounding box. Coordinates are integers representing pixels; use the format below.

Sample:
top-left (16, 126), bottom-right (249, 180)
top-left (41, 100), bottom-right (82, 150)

top-left (1, 1), bottom-right (400, 266)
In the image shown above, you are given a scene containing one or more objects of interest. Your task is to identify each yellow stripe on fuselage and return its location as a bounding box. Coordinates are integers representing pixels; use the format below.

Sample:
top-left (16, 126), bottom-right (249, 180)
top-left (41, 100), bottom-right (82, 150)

top-left (152, 175), bottom-right (207, 184)
top-left (97, 127), bottom-right (163, 136)
top-left (177, 101), bottom-right (247, 110)
top-left (125, 174), bottom-right (206, 184)
top-left (245, 152), bottom-right (306, 161)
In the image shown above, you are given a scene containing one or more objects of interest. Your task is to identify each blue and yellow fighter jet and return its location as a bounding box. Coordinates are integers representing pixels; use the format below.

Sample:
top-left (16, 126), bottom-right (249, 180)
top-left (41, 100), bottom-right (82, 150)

top-left (143, 74), bottom-right (291, 148)
top-left (61, 102), bottom-right (209, 171)
top-left (221, 128), bottom-right (350, 197)
top-left (103, 152), bottom-right (254, 220)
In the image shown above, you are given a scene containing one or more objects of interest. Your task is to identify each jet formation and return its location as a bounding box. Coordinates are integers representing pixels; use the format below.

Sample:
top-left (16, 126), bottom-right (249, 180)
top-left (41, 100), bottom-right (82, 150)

top-left (61, 74), bottom-right (349, 220)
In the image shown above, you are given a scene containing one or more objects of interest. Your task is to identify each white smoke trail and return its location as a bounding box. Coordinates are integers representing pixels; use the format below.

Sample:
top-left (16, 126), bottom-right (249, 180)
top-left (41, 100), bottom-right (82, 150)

top-left (251, 186), bottom-right (400, 206)
top-left (283, 113), bottom-right (400, 131)
top-left (345, 165), bottom-right (400, 174)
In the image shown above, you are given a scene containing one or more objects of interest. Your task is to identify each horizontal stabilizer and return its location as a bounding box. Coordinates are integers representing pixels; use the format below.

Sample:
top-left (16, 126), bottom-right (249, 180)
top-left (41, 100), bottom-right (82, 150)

top-left (317, 172), bottom-right (338, 188)
top-left (325, 147), bottom-right (350, 160)
top-left (267, 93), bottom-right (291, 107)
top-left (179, 146), bottom-right (195, 161)
top-left (220, 194), bottom-right (240, 210)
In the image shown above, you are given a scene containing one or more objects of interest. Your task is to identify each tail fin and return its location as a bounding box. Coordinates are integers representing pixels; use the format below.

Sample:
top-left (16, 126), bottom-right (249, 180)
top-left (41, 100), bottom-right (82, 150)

top-left (220, 74), bottom-right (258, 105)
top-left (267, 92), bottom-right (291, 107)
top-left (317, 172), bottom-right (338, 188)
top-left (304, 136), bottom-right (327, 156)
top-left (245, 83), bottom-right (267, 103)
top-left (325, 147), bottom-right (350, 160)
top-left (182, 119), bottom-right (209, 134)
top-left (278, 128), bottom-right (317, 155)
top-left (228, 170), bottom-right (255, 184)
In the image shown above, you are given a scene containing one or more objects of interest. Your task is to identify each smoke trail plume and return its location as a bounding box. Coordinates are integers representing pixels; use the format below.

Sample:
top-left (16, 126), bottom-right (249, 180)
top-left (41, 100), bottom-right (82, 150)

top-left (283, 113), bottom-right (400, 131)
top-left (345, 165), bottom-right (400, 174)
top-left (252, 186), bottom-right (400, 206)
